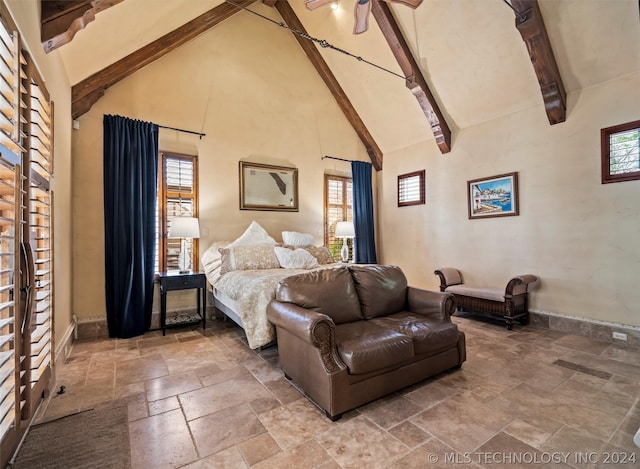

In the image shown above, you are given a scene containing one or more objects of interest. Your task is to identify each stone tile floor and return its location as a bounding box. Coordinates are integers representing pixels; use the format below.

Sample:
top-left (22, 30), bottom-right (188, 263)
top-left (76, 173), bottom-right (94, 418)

top-left (38, 315), bottom-right (640, 468)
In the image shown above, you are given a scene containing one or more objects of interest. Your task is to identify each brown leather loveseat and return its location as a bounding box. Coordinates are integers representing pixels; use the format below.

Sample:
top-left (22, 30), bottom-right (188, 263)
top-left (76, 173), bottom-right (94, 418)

top-left (267, 264), bottom-right (466, 420)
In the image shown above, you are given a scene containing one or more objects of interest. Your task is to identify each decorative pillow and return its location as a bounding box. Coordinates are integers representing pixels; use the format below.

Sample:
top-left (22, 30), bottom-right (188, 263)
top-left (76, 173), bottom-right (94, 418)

top-left (274, 246), bottom-right (320, 270)
top-left (282, 231), bottom-right (315, 247)
top-left (228, 221), bottom-right (276, 247)
top-left (200, 241), bottom-right (231, 284)
top-left (299, 245), bottom-right (335, 265)
top-left (218, 244), bottom-right (280, 275)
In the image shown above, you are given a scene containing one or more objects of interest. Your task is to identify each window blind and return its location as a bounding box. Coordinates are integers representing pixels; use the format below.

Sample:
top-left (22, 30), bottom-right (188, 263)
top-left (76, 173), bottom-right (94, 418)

top-left (28, 74), bottom-right (52, 388)
top-left (0, 14), bottom-right (19, 444)
top-left (324, 175), bottom-right (352, 258)
top-left (397, 170), bottom-right (425, 207)
top-left (157, 153), bottom-right (198, 272)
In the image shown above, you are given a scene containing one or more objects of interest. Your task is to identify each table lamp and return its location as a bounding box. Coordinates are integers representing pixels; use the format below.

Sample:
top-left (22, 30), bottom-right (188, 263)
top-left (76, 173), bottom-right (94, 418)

top-left (168, 216), bottom-right (200, 273)
top-left (335, 221), bottom-right (355, 263)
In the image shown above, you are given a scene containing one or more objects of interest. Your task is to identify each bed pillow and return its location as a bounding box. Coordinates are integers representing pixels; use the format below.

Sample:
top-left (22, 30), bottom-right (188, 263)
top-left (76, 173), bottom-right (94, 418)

top-left (298, 245), bottom-right (335, 265)
top-left (282, 231), bottom-right (315, 247)
top-left (218, 244), bottom-right (280, 275)
top-left (274, 246), bottom-right (320, 270)
top-left (201, 241), bottom-right (231, 284)
top-left (229, 221), bottom-right (276, 247)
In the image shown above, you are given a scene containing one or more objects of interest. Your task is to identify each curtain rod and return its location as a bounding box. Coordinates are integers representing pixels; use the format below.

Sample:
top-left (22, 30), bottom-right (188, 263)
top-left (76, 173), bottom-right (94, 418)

top-left (322, 155), bottom-right (353, 163)
top-left (158, 124), bottom-right (206, 139)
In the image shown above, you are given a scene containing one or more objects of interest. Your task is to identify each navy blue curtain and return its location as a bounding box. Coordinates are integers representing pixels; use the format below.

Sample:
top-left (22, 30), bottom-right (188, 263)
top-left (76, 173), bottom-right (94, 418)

top-left (103, 115), bottom-right (158, 338)
top-left (351, 161), bottom-right (377, 264)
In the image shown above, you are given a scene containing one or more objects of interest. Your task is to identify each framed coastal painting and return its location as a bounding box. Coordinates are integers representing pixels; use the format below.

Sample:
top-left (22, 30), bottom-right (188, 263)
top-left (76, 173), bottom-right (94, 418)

top-left (467, 172), bottom-right (519, 219)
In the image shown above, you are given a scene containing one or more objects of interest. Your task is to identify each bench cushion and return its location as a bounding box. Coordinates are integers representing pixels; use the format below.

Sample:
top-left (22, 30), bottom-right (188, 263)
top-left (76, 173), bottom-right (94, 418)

top-left (371, 312), bottom-right (459, 355)
top-left (335, 321), bottom-right (414, 375)
top-left (445, 285), bottom-right (504, 302)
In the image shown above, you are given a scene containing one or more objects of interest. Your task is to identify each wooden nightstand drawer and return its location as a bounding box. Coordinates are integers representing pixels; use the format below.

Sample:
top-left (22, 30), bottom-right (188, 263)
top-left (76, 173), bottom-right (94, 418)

top-left (160, 273), bottom-right (205, 291)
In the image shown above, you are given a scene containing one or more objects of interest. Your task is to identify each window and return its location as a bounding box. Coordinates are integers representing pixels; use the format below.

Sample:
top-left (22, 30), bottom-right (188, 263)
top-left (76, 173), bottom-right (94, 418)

top-left (156, 152), bottom-right (198, 273)
top-left (324, 174), bottom-right (352, 260)
top-left (601, 120), bottom-right (640, 184)
top-left (398, 170), bottom-right (425, 207)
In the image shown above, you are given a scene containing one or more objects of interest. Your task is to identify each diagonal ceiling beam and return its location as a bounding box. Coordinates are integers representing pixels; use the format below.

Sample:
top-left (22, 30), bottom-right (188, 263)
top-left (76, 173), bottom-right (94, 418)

top-left (371, 0), bottom-right (451, 154)
top-left (272, 1), bottom-right (383, 170)
top-left (71, 0), bottom-right (257, 119)
top-left (41, 0), bottom-right (124, 54)
top-left (511, 0), bottom-right (566, 125)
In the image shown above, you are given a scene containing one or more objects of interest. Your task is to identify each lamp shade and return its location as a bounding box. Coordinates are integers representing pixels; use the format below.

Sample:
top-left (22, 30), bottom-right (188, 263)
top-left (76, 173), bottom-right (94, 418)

top-left (168, 217), bottom-right (200, 238)
top-left (335, 221), bottom-right (355, 238)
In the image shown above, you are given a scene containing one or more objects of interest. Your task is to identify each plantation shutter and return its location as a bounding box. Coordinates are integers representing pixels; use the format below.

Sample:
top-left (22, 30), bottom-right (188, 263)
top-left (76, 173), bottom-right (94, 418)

top-left (0, 20), bottom-right (24, 156)
top-left (0, 10), bottom-right (22, 452)
top-left (157, 153), bottom-right (198, 272)
top-left (324, 174), bottom-right (352, 257)
top-left (0, 158), bottom-right (18, 441)
top-left (27, 68), bottom-right (53, 391)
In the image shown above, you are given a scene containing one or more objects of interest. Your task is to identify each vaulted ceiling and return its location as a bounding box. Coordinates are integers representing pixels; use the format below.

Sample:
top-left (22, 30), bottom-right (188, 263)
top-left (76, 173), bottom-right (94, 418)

top-left (42, 0), bottom-right (640, 170)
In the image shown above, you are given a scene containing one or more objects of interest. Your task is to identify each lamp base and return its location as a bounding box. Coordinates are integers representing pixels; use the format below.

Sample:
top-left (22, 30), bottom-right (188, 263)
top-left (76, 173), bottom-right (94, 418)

top-left (178, 238), bottom-right (190, 272)
top-left (340, 238), bottom-right (349, 263)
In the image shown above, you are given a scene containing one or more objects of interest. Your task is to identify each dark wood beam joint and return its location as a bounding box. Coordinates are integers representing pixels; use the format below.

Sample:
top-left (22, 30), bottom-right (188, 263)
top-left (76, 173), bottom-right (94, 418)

top-left (511, 0), bottom-right (566, 125)
top-left (371, 0), bottom-right (451, 154)
top-left (274, 1), bottom-right (383, 170)
top-left (41, 0), bottom-right (124, 54)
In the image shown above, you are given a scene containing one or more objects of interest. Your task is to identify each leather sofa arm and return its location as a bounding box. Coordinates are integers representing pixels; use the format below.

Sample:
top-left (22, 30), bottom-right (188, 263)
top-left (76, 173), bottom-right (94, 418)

top-left (267, 300), bottom-right (346, 373)
top-left (505, 274), bottom-right (538, 297)
top-left (407, 287), bottom-right (456, 321)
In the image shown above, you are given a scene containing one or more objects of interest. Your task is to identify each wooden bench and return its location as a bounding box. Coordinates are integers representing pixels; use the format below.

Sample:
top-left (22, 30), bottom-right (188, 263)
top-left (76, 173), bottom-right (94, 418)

top-left (434, 268), bottom-right (538, 330)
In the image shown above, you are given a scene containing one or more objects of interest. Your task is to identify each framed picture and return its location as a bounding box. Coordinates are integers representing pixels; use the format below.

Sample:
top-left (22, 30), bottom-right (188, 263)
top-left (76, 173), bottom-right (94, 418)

top-left (467, 172), bottom-right (519, 219)
top-left (239, 161), bottom-right (298, 211)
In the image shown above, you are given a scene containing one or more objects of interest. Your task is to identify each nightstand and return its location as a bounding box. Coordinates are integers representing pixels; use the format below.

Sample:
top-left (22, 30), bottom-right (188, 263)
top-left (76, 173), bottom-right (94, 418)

top-left (158, 271), bottom-right (206, 336)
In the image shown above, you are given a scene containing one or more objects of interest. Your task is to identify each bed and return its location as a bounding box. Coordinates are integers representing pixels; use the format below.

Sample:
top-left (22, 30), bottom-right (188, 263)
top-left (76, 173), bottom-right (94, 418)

top-left (201, 223), bottom-right (339, 349)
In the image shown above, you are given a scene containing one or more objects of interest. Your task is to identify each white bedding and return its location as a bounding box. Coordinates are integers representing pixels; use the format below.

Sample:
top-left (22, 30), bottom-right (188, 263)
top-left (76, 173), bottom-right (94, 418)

top-left (211, 265), bottom-right (339, 349)
top-left (200, 224), bottom-right (339, 349)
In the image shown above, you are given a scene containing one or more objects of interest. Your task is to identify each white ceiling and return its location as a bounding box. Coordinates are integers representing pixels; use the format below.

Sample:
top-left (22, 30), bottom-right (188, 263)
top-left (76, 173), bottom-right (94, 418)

top-left (57, 0), bottom-right (640, 153)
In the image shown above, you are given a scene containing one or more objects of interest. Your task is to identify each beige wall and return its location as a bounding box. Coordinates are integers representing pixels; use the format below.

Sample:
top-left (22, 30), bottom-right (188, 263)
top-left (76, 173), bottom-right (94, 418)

top-left (379, 71), bottom-right (640, 328)
top-left (72, 4), bottom-right (372, 321)
top-left (5, 0), bottom-right (74, 352)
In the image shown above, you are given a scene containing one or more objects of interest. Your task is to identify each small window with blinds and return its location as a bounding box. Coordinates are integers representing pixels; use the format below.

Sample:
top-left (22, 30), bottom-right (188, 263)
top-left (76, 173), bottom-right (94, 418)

top-left (156, 152), bottom-right (198, 273)
top-left (601, 120), bottom-right (640, 184)
top-left (324, 174), bottom-right (352, 259)
top-left (397, 170), bottom-right (425, 207)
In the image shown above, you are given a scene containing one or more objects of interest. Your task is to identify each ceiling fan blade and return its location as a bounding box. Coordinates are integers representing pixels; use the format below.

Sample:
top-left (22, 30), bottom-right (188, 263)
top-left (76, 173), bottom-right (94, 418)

top-left (353, 0), bottom-right (372, 34)
top-left (383, 0), bottom-right (424, 7)
top-left (305, 0), bottom-right (335, 10)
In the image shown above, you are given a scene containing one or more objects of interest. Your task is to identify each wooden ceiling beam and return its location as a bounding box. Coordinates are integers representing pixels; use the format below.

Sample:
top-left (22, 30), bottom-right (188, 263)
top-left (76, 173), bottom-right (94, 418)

top-left (371, 0), bottom-right (451, 154)
top-left (41, 0), bottom-right (124, 54)
top-left (71, 0), bottom-right (256, 119)
top-left (272, 1), bottom-right (383, 170)
top-left (511, 0), bottom-right (566, 125)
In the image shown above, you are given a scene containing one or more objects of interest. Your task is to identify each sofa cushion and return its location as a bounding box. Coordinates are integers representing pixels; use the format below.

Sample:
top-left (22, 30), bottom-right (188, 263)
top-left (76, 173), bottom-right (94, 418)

top-left (275, 266), bottom-right (363, 324)
top-left (349, 265), bottom-right (408, 319)
top-left (371, 313), bottom-right (459, 356)
top-left (334, 321), bottom-right (414, 375)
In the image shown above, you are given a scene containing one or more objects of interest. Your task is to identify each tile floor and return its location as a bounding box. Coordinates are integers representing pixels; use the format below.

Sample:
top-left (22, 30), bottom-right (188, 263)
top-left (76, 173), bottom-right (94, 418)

top-left (38, 315), bottom-right (640, 468)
